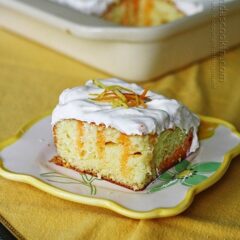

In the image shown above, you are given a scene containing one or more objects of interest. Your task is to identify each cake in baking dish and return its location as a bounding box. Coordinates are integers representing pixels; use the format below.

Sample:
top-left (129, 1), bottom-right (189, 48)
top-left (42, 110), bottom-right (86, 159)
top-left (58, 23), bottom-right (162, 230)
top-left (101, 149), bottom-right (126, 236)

top-left (103, 0), bottom-right (184, 26)
top-left (51, 0), bottom-right (202, 27)
top-left (51, 79), bottom-right (199, 191)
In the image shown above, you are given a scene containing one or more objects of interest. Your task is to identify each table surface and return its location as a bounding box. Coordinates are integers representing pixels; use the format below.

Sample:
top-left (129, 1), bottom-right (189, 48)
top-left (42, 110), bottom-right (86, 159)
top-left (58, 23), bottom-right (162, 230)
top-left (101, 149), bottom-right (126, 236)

top-left (0, 28), bottom-right (240, 240)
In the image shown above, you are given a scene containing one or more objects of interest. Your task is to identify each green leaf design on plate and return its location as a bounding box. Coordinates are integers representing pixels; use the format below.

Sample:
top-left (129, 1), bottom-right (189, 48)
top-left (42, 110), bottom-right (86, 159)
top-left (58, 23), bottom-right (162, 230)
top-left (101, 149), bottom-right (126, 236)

top-left (175, 160), bottom-right (190, 173)
top-left (149, 179), bottom-right (178, 193)
top-left (182, 174), bottom-right (208, 187)
top-left (190, 162), bottom-right (221, 173)
top-left (40, 172), bottom-right (98, 195)
top-left (148, 160), bottom-right (222, 193)
top-left (158, 171), bottom-right (174, 181)
top-left (81, 174), bottom-right (97, 195)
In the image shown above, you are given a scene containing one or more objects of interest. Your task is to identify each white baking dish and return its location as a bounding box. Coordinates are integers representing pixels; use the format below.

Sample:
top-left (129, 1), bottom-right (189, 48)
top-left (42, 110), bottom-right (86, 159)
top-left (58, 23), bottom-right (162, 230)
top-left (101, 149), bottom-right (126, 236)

top-left (0, 0), bottom-right (240, 82)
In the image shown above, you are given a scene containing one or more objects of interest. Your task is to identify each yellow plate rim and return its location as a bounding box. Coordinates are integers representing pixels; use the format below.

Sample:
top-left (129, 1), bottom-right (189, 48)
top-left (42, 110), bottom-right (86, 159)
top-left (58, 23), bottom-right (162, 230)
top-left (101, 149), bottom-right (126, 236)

top-left (0, 112), bottom-right (240, 219)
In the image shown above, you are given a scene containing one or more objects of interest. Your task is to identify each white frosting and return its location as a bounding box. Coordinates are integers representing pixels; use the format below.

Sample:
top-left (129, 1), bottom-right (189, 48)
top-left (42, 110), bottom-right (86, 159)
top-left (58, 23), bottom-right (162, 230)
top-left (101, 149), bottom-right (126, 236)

top-left (174, 0), bottom-right (204, 15)
top-left (50, 0), bottom-right (116, 16)
top-left (52, 79), bottom-right (200, 153)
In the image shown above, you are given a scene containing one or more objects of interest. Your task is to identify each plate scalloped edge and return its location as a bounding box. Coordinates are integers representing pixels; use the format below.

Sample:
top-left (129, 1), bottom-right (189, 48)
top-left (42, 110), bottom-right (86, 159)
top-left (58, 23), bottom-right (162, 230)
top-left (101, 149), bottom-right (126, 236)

top-left (0, 111), bottom-right (240, 219)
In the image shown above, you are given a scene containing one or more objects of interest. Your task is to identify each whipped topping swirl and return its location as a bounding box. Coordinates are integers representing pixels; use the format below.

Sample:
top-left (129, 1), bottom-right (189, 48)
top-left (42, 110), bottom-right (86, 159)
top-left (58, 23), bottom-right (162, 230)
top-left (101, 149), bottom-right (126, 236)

top-left (50, 0), bottom-right (116, 16)
top-left (52, 79), bottom-right (200, 153)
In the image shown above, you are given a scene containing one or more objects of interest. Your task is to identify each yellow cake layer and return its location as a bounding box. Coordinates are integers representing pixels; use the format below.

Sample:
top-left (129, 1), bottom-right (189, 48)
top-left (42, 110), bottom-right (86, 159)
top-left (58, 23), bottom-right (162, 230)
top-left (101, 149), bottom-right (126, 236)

top-left (53, 119), bottom-right (191, 190)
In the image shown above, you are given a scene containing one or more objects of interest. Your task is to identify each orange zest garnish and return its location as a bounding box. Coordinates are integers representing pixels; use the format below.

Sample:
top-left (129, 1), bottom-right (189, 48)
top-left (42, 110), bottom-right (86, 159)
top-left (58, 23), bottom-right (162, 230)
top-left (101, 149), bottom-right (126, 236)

top-left (89, 80), bottom-right (150, 108)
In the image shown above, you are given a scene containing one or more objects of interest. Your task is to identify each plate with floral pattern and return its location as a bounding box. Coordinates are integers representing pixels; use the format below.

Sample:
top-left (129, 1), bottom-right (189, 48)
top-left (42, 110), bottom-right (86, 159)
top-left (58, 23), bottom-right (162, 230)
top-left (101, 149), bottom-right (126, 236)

top-left (0, 113), bottom-right (240, 219)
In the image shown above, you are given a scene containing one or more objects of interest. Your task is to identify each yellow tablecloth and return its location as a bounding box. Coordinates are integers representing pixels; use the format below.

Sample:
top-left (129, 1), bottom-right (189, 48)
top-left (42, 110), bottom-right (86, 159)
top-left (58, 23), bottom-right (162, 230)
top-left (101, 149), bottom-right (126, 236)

top-left (0, 29), bottom-right (240, 240)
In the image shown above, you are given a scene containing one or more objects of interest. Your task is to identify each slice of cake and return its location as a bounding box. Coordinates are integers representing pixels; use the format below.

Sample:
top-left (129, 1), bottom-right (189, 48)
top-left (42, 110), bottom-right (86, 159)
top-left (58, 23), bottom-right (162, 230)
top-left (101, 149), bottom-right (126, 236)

top-left (51, 79), bottom-right (199, 190)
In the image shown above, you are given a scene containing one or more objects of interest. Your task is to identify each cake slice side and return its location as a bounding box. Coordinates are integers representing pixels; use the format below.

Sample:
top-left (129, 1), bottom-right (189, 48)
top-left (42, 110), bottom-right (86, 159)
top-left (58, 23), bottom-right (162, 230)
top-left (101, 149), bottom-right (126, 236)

top-left (153, 128), bottom-right (193, 173)
top-left (53, 119), bottom-right (157, 190)
top-left (52, 119), bottom-right (193, 191)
